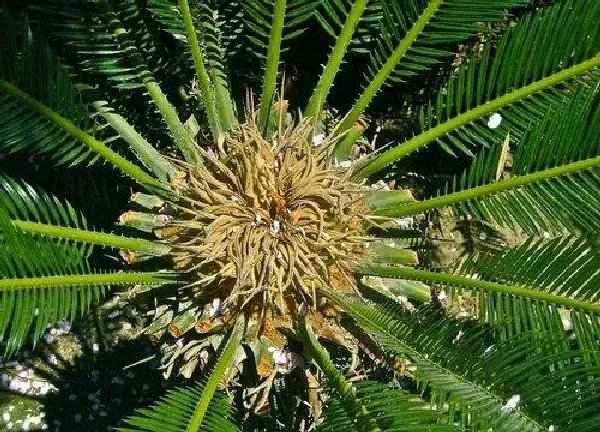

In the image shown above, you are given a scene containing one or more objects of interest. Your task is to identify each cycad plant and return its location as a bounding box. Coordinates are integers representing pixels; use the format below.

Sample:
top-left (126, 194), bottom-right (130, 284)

top-left (1, 0), bottom-right (599, 430)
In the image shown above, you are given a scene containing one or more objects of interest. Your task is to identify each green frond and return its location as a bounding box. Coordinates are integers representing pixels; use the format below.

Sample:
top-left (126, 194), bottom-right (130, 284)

top-left (0, 212), bottom-right (93, 356)
top-left (2, 3), bottom-right (175, 179)
top-left (0, 10), bottom-right (110, 166)
top-left (376, 81), bottom-right (600, 235)
top-left (360, 256), bottom-right (599, 369)
top-left (10, 0), bottom-right (135, 90)
top-left (0, 177), bottom-right (174, 355)
top-left (300, 315), bottom-right (455, 431)
top-left (304, 0), bottom-right (368, 118)
top-left (0, 172), bottom-right (168, 255)
top-left (356, 0), bottom-right (527, 85)
top-left (456, 236), bottom-right (600, 342)
top-left (178, 0), bottom-right (224, 138)
top-left (331, 0), bottom-right (528, 156)
top-left (299, 316), bottom-right (383, 432)
top-left (334, 0), bottom-right (444, 152)
top-left (107, 0), bottom-right (170, 74)
top-left (19, 0), bottom-right (153, 90)
top-left (353, 0), bottom-right (600, 178)
top-left (458, 236), bottom-right (600, 314)
top-left (120, 388), bottom-right (237, 432)
top-left (258, 0), bottom-right (286, 132)
top-left (361, 264), bottom-right (600, 313)
top-left (419, 0), bottom-right (600, 157)
top-left (92, 101), bottom-right (178, 183)
top-left (241, 0), bottom-right (316, 58)
top-left (313, 0), bottom-right (369, 39)
top-left (0, 208), bottom-right (167, 357)
top-left (0, 174), bottom-right (88, 230)
top-left (194, 1), bottom-right (236, 131)
top-left (333, 296), bottom-right (600, 431)
top-left (147, 0), bottom-right (234, 135)
top-left (119, 318), bottom-right (244, 431)
top-left (13, 220), bottom-right (171, 256)
top-left (17, 0), bottom-right (199, 162)
top-left (0, 8), bottom-right (163, 186)
top-left (317, 380), bottom-right (458, 432)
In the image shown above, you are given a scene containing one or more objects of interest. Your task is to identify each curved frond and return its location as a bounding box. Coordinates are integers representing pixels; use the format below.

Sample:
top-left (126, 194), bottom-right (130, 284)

top-left (317, 381), bottom-right (458, 432)
top-left (0, 9), bottom-right (162, 186)
top-left (354, 0), bottom-right (600, 178)
top-left (334, 296), bottom-right (600, 432)
top-left (419, 0), bottom-right (600, 157)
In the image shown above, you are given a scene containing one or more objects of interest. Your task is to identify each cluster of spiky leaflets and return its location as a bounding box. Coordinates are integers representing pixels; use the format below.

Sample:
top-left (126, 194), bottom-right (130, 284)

top-left (0, 0), bottom-right (599, 431)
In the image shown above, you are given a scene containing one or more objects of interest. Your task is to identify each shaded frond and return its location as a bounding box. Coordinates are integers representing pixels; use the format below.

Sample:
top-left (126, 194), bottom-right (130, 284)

top-left (119, 385), bottom-right (238, 432)
top-left (0, 209), bottom-right (95, 356)
top-left (0, 9), bottom-right (165, 185)
top-left (108, 0), bottom-right (173, 75)
top-left (0, 10), bottom-right (111, 166)
top-left (120, 319), bottom-right (244, 431)
top-left (334, 295), bottom-right (600, 432)
top-left (19, 0), bottom-right (153, 91)
top-left (153, 0), bottom-right (316, 65)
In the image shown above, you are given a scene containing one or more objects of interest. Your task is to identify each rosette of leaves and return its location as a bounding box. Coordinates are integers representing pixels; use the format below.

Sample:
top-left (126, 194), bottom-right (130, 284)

top-left (0, 0), bottom-right (599, 431)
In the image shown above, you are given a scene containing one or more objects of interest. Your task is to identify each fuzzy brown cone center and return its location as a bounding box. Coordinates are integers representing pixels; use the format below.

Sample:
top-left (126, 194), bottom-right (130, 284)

top-left (158, 122), bottom-right (366, 328)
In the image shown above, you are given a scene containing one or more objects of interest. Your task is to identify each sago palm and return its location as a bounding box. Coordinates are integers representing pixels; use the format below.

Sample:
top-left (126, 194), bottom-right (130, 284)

top-left (0, 0), bottom-right (599, 430)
